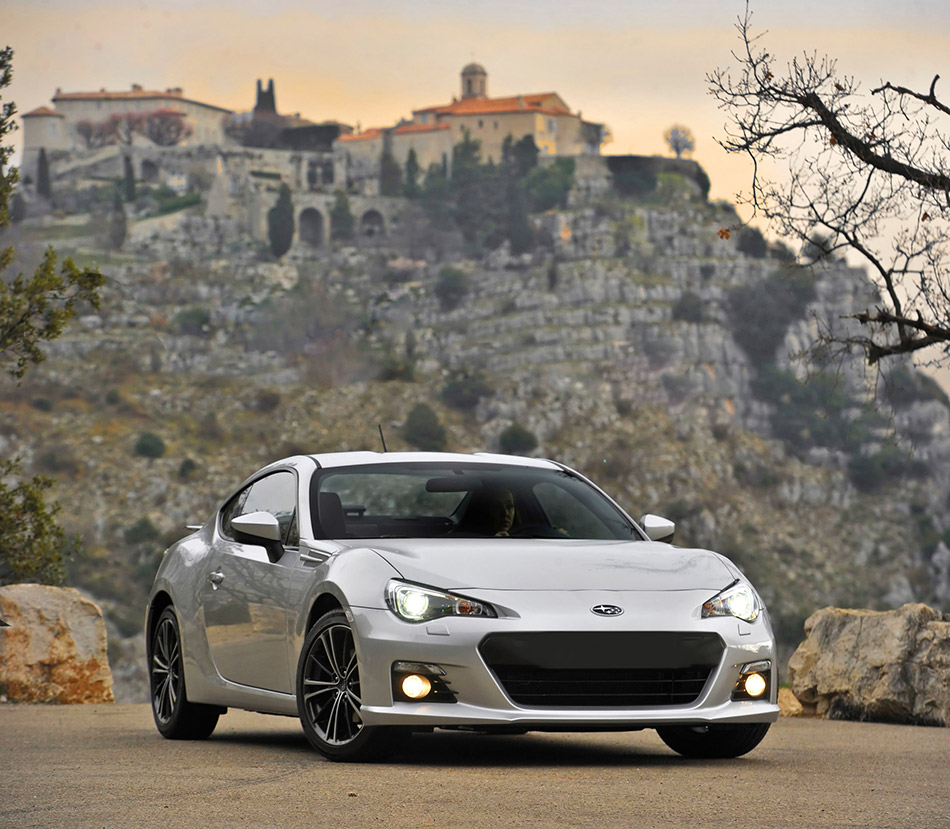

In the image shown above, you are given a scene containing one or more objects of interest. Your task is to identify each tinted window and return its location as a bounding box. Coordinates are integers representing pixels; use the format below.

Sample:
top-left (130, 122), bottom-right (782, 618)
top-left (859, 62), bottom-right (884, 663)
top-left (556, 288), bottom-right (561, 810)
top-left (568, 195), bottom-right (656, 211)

top-left (221, 471), bottom-right (298, 546)
top-left (311, 463), bottom-right (640, 540)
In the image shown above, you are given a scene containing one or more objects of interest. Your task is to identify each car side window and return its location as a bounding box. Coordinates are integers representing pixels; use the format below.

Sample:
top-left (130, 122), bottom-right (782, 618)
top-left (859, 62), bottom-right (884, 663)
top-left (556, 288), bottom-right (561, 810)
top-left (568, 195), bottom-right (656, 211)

top-left (220, 470), bottom-right (299, 547)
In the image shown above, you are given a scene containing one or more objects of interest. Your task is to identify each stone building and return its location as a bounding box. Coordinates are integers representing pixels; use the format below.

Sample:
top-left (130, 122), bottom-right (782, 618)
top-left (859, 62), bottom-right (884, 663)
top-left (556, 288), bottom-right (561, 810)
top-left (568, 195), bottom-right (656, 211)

top-left (19, 84), bottom-right (233, 184)
top-left (334, 63), bottom-right (608, 194)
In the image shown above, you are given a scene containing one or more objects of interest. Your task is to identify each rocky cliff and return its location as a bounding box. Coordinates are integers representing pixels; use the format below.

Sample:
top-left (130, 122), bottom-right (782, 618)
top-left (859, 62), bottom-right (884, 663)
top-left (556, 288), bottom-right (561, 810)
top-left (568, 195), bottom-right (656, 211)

top-left (4, 159), bottom-right (949, 701)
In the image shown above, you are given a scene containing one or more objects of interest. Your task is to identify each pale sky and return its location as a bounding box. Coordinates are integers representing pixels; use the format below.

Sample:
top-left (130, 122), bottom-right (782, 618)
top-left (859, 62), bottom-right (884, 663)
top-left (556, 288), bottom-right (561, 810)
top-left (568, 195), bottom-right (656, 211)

top-left (6, 1), bottom-right (950, 383)
top-left (5, 0), bottom-right (948, 207)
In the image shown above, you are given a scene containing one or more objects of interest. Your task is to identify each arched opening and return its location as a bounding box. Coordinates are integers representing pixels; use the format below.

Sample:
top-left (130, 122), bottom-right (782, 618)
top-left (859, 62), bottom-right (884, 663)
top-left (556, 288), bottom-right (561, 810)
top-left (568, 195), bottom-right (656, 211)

top-left (299, 208), bottom-right (325, 248)
top-left (360, 209), bottom-right (384, 238)
top-left (141, 159), bottom-right (159, 182)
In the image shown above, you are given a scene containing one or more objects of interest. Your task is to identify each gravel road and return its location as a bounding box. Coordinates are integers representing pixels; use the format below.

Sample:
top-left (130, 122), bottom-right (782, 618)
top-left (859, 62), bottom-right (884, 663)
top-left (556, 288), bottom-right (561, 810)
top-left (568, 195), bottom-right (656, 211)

top-left (2, 704), bottom-right (948, 828)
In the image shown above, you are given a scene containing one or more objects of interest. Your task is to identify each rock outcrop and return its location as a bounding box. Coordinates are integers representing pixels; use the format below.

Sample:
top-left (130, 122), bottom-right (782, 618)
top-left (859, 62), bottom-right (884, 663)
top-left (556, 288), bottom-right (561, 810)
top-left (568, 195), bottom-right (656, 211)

top-left (787, 603), bottom-right (950, 725)
top-left (0, 584), bottom-right (115, 704)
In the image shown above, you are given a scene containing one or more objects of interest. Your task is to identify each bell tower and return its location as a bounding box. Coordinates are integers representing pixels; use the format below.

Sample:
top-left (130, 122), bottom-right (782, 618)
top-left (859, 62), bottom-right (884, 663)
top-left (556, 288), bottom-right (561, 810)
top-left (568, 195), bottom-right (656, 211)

top-left (460, 63), bottom-right (487, 99)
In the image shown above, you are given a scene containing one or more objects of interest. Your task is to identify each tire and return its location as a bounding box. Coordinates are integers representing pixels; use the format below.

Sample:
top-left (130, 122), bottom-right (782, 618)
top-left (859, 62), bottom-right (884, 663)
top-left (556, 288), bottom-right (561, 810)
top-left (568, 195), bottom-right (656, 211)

top-left (296, 609), bottom-right (410, 762)
top-left (656, 722), bottom-right (771, 759)
top-left (150, 606), bottom-right (221, 740)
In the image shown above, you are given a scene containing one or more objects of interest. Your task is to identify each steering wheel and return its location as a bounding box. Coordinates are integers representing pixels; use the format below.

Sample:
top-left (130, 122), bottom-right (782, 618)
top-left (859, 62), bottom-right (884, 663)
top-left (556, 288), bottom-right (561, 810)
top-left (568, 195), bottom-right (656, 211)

top-left (508, 523), bottom-right (565, 538)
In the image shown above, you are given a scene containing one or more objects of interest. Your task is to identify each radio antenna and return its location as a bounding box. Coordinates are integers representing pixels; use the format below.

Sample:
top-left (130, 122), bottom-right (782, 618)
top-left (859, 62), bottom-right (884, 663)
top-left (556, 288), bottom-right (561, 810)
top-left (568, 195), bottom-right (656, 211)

top-left (377, 424), bottom-right (388, 453)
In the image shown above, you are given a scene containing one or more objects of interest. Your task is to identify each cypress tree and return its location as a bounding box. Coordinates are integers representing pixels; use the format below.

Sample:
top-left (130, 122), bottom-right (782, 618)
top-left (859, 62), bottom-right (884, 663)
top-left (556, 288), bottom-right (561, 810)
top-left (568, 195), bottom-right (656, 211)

top-left (123, 155), bottom-right (136, 202)
top-left (403, 148), bottom-right (420, 198)
top-left (36, 148), bottom-right (51, 199)
top-left (380, 150), bottom-right (402, 197)
top-left (330, 190), bottom-right (354, 241)
top-left (267, 183), bottom-right (295, 258)
top-left (107, 191), bottom-right (126, 250)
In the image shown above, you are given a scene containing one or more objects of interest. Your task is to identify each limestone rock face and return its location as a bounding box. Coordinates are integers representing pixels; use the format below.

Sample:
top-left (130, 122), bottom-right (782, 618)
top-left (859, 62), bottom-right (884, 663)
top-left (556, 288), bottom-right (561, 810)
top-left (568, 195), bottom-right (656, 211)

top-left (0, 584), bottom-right (115, 704)
top-left (787, 604), bottom-right (950, 725)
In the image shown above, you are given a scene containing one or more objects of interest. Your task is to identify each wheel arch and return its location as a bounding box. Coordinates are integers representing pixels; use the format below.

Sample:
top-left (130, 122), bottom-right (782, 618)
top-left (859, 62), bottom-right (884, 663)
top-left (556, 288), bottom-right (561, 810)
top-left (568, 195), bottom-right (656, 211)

top-left (306, 592), bottom-right (344, 632)
top-left (146, 591), bottom-right (174, 653)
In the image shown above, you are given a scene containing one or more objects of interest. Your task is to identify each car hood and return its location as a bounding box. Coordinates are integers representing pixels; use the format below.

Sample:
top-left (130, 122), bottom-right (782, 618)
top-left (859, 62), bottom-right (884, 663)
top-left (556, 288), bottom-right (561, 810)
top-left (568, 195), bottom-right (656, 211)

top-left (362, 539), bottom-right (735, 592)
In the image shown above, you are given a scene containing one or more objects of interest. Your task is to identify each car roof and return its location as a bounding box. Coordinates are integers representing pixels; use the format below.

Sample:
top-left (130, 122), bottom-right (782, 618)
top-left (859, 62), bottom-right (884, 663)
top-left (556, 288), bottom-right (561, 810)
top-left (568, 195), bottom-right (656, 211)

top-left (306, 451), bottom-right (562, 470)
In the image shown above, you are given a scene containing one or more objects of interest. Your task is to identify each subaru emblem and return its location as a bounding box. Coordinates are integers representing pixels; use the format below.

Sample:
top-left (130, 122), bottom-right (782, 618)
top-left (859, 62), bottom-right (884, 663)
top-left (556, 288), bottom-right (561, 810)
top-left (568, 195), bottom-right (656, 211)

top-left (591, 604), bottom-right (624, 617)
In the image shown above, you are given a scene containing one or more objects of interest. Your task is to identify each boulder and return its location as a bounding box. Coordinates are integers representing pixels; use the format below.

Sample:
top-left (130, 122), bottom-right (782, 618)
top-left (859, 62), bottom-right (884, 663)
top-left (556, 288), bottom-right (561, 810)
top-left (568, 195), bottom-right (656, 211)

top-left (0, 584), bottom-right (115, 704)
top-left (787, 603), bottom-right (950, 725)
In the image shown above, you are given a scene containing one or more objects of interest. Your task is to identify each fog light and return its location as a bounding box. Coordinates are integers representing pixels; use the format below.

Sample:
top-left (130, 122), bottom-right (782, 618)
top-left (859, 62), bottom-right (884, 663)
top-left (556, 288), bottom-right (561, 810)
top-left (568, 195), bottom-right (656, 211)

top-left (744, 672), bottom-right (767, 698)
top-left (401, 674), bottom-right (432, 699)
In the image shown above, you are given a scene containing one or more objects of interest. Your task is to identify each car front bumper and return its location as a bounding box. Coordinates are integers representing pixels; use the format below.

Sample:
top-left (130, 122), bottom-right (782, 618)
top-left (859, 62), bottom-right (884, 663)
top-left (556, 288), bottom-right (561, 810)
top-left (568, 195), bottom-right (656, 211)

top-left (350, 588), bottom-right (779, 729)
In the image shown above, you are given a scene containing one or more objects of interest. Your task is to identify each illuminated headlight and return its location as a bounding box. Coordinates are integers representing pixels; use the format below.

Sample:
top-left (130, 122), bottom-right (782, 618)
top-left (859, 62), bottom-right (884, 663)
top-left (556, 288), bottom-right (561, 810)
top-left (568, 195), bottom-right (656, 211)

top-left (386, 580), bottom-right (496, 623)
top-left (702, 582), bottom-right (760, 622)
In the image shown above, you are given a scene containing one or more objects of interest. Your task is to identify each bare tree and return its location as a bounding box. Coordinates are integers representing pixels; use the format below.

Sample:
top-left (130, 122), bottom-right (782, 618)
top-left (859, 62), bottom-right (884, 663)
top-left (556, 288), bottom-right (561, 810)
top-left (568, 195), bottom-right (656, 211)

top-left (709, 5), bottom-right (950, 365)
top-left (664, 125), bottom-right (695, 159)
top-left (105, 112), bottom-right (144, 146)
top-left (75, 119), bottom-right (111, 149)
top-left (142, 108), bottom-right (192, 146)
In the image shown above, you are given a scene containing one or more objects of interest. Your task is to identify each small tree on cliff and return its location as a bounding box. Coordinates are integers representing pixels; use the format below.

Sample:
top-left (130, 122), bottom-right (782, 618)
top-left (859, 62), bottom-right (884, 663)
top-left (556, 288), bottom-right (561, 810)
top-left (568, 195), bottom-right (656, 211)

top-left (267, 183), bottom-right (295, 258)
top-left (664, 125), bottom-right (695, 159)
top-left (0, 46), bottom-right (106, 586)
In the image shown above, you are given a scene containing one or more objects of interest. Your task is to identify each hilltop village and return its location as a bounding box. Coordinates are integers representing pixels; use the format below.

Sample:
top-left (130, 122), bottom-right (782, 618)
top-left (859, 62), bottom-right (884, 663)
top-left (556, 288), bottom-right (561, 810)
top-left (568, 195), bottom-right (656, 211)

top-left (18, 64), bottom-right (624, 246)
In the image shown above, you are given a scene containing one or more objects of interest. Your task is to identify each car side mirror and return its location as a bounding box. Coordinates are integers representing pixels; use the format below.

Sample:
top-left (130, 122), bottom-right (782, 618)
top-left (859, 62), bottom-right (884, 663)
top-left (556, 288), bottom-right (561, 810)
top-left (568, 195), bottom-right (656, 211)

top-left (640, 514), bottom-right (675, 542)
top-left (231, 511), bottom-right (282, 542)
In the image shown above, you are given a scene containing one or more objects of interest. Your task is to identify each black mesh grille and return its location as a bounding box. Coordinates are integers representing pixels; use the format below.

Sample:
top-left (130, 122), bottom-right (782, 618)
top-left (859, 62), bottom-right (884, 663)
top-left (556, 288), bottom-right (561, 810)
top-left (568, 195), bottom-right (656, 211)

top-left (479, 632), bottom-right (723, 708)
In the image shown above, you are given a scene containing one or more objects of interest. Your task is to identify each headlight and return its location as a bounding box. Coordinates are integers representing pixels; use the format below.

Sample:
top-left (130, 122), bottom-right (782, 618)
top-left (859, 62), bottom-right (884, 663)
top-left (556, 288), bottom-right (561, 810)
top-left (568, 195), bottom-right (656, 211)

top-left (702, 582), bottom-right (759, 622)
top-left (386, 580), bottom-right (496, 623)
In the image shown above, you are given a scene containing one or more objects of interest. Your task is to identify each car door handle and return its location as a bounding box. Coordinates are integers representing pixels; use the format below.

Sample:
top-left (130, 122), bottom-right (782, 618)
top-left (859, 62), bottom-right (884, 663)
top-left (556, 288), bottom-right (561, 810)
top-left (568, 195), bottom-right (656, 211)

top-left (208, 570), bottom-right (225, 588)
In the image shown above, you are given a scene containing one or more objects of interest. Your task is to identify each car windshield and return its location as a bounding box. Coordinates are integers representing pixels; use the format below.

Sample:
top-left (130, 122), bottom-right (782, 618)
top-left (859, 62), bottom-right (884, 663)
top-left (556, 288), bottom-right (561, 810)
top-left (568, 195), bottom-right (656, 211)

top-left (310, 462), bottom-right (642, 540)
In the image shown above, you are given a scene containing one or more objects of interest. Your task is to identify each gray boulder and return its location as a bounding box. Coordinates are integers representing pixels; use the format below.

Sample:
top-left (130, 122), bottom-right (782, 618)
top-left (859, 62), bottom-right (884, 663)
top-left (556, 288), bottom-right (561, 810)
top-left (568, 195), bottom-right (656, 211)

top-left (787, 603), bottom-right (950, 725)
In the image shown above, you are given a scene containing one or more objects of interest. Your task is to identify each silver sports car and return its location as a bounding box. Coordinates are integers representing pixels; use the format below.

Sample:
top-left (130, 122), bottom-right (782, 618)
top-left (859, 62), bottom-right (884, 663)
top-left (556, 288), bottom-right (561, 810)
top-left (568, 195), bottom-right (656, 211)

top-left (147, 451), bottom-right (778, 761)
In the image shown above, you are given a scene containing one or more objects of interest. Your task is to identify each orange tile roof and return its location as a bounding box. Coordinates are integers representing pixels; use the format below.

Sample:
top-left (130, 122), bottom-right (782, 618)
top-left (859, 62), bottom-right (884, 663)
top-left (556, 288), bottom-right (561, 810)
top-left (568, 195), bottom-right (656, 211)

top-left (414, 92), bottom-right (572, 117)
top-left (392, 122), bottom-right (451, 135)
top-left (337, 128), bottom-right (385, 143)
top-left (23, 106), bottom-right (64, 118)
top-left (52, 89), bottom-right (232, 113)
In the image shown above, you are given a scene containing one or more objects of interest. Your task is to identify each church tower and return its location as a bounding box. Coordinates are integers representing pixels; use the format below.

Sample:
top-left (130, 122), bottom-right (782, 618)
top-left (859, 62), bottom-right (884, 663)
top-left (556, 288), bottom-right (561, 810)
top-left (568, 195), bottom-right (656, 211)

top-left (460, 63), bottom-right (487, 99)
top-left (253, 78), bottom-right (277, 119)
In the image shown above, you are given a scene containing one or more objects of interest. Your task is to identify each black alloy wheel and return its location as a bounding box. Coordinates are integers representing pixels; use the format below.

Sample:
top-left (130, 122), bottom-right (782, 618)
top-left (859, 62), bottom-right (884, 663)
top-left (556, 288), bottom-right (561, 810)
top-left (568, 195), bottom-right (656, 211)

top-left (150, 606), bottom-right (220, 740)
top-left (297, 609), bottom-right (409, 762)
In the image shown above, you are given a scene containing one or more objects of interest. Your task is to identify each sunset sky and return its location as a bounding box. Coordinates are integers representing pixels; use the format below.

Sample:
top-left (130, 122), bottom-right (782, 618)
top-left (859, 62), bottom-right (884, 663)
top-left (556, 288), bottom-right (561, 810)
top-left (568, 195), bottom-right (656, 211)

top-left (6, 0), bottom-right (948, 207)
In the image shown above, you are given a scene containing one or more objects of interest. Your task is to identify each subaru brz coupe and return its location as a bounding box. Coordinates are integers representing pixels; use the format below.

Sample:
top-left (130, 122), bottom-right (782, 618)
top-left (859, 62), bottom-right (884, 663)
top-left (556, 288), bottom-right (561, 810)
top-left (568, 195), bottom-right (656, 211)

top-left (146, 451), bottom-right (778, 761)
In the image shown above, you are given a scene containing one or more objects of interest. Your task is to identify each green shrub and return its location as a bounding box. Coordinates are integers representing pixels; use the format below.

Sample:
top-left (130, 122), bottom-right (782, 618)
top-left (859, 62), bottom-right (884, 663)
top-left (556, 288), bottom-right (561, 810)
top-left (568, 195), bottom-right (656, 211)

top-left (499, 422), bottom-right (538, 454)
top-left (848, 446), bottom-right (928, 493)
top-left (728, 268), bottom-right (816, 365)
top-left (441, 374), bottom-right (494, 411)
top-left (736, 226), bottom-right (768, 259)
top-left (30, 397), bottom-right (53, 412)
top-left (124, 516), bottom-right (160, 545)
top-left (524, 158), bottom-right (575, 212)
top-left (672, 290), bottom-right (704, 323)
top-left (403, 403), bottom-right (446, 451)
top-left (254, 389), bottom-right (281, 412)
top-left (378, 356), bottom-right (415, 382)
top-left (434, 266), bottom-right (470, 312)
top-left (178, 458), bottom-right (198, 480)
top-left (174, 307), bottom-right (211, 337)
top-left (35, 446), bottom-right (83, 480)
top-left (134, 432), bottom-right (166, 458)
top-left (104, 388), bottom-right (121, 405)
top-left (885, 366), bottom-right (950, 410)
